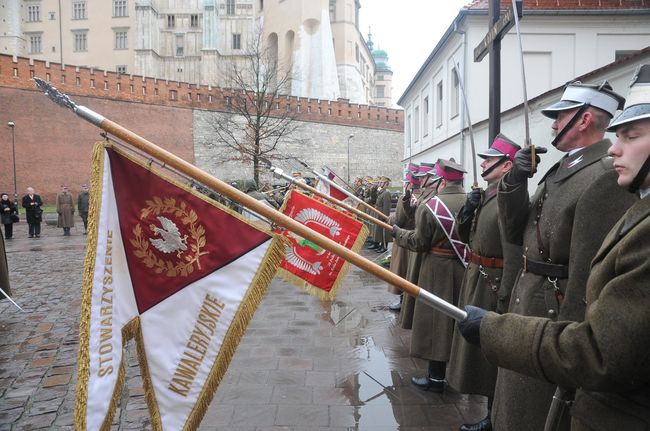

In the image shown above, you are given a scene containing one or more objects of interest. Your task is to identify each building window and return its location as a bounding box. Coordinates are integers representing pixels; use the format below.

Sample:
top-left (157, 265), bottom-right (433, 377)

top-left (114, 30), bottom-right (128, 50)
top-left (116, 65), bottom-right (127, 74)
top-left (190, 14), bottom-right (199, 27)
top-left (73, 31), bottom-right (88, 52)
top-left (72, 1), bottom-right (86, 20)
top-left (423, 96), bottom-right (429, 136)
top-left (436, 81), bottom-right (443, 127)
top-left (167, 14), bottom-right (175, 28)
top-left (329, 0), bottom-right (335, 21)
top-left (414, 106), bottom-right (420, 142)
top-left (376, 85), bottom-right (385, 98)
top-left (113, 0), bottom-right (127, 17)
top-left (355, 43), bottom-right (359, 62)
top-left (226, 0), bottom-right (235, 15)
top-left (49, 11), bottom-right (56, 20)
top-left (27, 4), bottom-right (41, 22)
top-left (450, 68), bottom-right (459, 118)
top-left (232, 33), bottom-right (241, 50)
top-left (376, 74), bottom-right (384, 81)
top-left (28, 34), bottom-right (42, 54)
top-left (406, 114), bottom-right (412, 145)
top-left (176, 34), bottom-right (184, 56)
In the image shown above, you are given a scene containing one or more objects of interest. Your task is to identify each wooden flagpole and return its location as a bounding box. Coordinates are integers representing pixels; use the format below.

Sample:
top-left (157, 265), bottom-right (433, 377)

top-left (34, 77), bottom-right (466, 322)
top-left (265, 164), bottom-right (393, 231)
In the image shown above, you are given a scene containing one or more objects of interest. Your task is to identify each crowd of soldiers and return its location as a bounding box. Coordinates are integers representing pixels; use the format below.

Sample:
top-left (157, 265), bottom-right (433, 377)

top-left (382, 65), bottom-right (650, 431)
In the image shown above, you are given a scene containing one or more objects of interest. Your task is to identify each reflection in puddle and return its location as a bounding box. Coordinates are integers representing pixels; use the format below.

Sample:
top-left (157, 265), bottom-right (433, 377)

top-left (336, 335), bottom-right (410, 429)
top-left (320, 302), bottom-right (438, 428)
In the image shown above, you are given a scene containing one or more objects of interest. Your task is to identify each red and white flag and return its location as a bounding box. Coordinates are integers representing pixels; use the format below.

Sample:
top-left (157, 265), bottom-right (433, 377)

top-left (276, 190), bottom-right (368, 300)
top-left (315, 167), bottom-right (350, 202)
top-left (75, 143), bottom-right (283, 430)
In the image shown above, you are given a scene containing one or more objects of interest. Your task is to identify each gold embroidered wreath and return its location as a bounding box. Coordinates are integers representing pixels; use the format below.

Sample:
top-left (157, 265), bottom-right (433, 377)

top-left (130, 197), bottom-right (208, 277)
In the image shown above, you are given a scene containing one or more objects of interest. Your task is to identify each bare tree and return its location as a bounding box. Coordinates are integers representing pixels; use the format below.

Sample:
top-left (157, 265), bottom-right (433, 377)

top-left (207, 26), bottom-right (304, 186)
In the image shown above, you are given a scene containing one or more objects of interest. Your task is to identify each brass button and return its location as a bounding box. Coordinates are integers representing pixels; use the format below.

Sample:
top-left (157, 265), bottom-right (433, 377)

top-left (548, 309), bottom-right (556, 317)
top-left (515, 298), bottom-right (520, 304)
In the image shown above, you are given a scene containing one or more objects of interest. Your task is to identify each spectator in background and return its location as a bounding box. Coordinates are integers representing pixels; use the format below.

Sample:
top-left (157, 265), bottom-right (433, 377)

top-left (56, 185), bottom-right (75, 236)
top-left (1, 193), bottom-right (18, 240)
top-left (77, 184), bottom-right (90, 235)
top-left (22, 187), bottom-right (43, 238)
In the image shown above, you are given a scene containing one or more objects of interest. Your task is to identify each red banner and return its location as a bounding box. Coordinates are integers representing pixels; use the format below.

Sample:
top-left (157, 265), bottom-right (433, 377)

top-left (277, 190), bottom-right (369, 299)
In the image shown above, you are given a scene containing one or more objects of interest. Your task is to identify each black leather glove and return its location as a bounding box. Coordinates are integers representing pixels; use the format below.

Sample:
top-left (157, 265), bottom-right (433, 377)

top-left (404, 187), bottom-right (412, 202)
top-left (392, 224), bottom-right (399, 238)
top-left (509, 146), bottom-right (548, 183)
top-left (458, 305), bottom-right (487, 345)
top-left (465, 188), bottom-right (482, 212)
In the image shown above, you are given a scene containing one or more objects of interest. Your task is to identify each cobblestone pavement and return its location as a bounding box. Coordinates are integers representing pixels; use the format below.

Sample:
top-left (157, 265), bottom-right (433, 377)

top-left (1, 219), bottom-right (485, 430)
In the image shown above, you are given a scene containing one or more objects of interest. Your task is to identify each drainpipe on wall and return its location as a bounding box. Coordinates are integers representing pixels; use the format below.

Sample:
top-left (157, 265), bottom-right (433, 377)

top-left (454, 18), bottom-right (467, 171)
top-left (58, 0), bottom-right (63, 64)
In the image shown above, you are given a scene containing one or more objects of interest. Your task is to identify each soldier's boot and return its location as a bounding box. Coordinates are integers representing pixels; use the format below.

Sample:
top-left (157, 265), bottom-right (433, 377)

top-left (411, 360), bottom-right (445, 393)
top-left (459, 397), bottom-right (492, 431)
top-left (388, 294), bottom-right (403, 312)
top-left (367, 241), bottom-right (379, 250)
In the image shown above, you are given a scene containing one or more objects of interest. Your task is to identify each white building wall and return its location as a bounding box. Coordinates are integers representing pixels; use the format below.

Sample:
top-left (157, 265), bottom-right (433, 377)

top-left (401, 11), bottom-right (650, 189)
top-left (406, 52), bottom-right (649, 195)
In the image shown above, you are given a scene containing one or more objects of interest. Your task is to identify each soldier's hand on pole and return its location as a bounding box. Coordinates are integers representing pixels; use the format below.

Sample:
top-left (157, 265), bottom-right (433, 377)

top-left (404, 184), bottom-right (412, 201)
top-left (391, 224), bottom-right (399, 238)
top-left (510, 146), bottom-right (548, 183)
top-left (458, 305), bottom-right (487, 345)
top-left (465, 188), bottom-right (482, 212)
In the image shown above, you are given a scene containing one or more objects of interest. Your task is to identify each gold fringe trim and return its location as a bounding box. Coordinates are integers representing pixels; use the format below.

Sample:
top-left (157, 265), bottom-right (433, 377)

top-left (183, 236), bottom-right (285, 431)
top-left (75, 142), bottom-right (106, 430)
top-left (276, 190), bottom-right (370, 300)
top-left (129, 317), bottom-right (164, 430)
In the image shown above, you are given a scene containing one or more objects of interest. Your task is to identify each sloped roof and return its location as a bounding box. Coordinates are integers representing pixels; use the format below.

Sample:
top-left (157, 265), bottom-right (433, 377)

top-left (464, 0), bottom-right (648, 10)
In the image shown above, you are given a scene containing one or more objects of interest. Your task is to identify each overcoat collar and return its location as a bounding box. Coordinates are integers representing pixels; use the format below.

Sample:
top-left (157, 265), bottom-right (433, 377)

top-left (438, 184), bottom-right (465, 196)
top-left (538, 139), bottom-right (612, 185)
top-left (593, 196), bottom-right (649, 262)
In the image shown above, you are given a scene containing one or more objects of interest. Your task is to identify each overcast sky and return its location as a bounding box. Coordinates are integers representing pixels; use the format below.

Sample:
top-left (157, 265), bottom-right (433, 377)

top-left (359, 0), bottom-right (470, 107)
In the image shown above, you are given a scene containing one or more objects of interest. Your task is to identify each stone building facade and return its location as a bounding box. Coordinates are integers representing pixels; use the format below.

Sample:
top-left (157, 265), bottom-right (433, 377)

top-left (0, 54), bottom-right (403, 202)
top-left (1, 0), bottom-right (392, 106)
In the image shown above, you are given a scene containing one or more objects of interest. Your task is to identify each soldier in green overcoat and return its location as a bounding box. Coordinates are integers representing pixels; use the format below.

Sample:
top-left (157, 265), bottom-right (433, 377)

top-left (393, 159), bottom-right (467, 392)
top-left (489, 82), bottom-right (637, 430)
top-left (458, 63), bottom-right (650, 431)
top-left (447, 135), bottom-right (522, 431)
top-left (372, 177), bottom-right (392, 253)
top-left (398, 162), bottom-right (437, 329)
top-left (387, 165), bottom-right (419, 309)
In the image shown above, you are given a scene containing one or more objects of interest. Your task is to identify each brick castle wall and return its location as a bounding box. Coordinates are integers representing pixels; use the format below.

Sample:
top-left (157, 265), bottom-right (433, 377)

top-left (0, 55), bottom-right (403, 131)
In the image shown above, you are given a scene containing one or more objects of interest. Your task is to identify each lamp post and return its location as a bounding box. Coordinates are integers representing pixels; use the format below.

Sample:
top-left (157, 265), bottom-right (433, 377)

top-left (7, 121), bottom-right (17, 212)
top-left (347, 134), bottom-right (354, 183)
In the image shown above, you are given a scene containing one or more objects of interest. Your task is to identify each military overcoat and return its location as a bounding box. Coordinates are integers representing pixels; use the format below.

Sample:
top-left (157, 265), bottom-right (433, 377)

top-left (387, 194), bottom-right (415, 294)
top-left (394, 185), bottom-right (466, 361)
top-left (447, 184), bottom-right (521, 396)
top-left (56, 192), bottom-right (75, 228)
top-left (398, 187), bottom-right (437, 329)
top-left (492, 140), bottom-right (638, 430)
top-left (373, 188), bottom-right (392, 243)
top-left (481, 195), bottom-right (650, 430)
top-left (0, 235), bottom-right (10, 299)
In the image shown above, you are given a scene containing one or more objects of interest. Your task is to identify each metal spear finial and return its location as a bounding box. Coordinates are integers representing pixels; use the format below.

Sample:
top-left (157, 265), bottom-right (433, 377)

top-left (33, 77), bottom-right (105, 126)
top-left (33, 77), bottom-right (76, 111)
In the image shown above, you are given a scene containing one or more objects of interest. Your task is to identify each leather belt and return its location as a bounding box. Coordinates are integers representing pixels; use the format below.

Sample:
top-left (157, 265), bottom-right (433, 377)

top-left (522, 255), bottom-right (569, 279)
top-left (430, 247), bottom-right (455, 257)
top-left (470, 252), bottom-right (504, 269)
